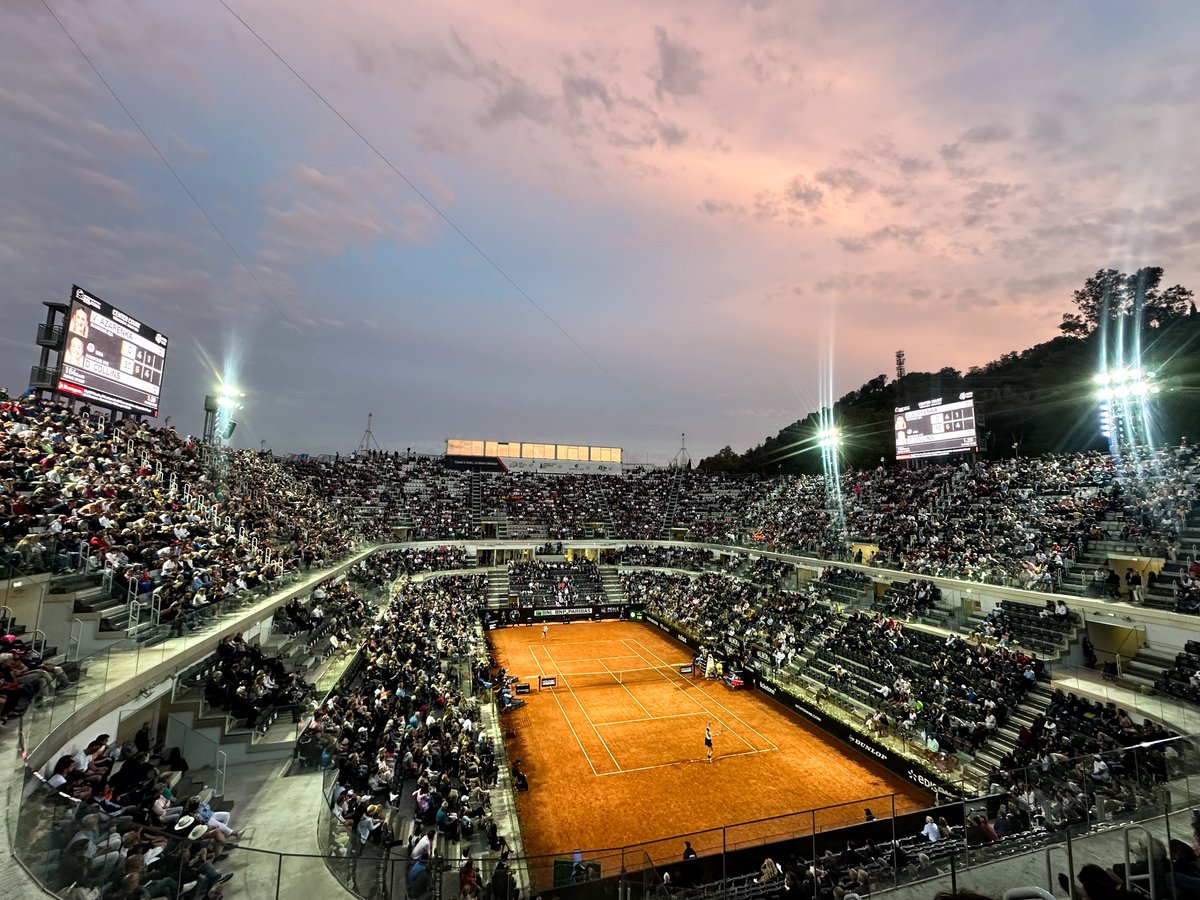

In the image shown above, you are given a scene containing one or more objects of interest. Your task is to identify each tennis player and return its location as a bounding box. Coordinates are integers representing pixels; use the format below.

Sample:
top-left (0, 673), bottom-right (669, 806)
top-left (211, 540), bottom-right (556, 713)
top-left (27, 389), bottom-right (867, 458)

top-left (541, 624), bottom-right (549, 642)
top-left (705, 720), bottom-right (718, 763)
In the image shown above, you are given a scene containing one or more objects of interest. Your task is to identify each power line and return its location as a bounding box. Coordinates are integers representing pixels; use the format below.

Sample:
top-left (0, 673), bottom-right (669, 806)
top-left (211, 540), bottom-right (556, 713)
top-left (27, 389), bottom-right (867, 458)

top-left (38, 0), bottom-right (346, 394)
top-left (215, 0), bottom-right (651, 415)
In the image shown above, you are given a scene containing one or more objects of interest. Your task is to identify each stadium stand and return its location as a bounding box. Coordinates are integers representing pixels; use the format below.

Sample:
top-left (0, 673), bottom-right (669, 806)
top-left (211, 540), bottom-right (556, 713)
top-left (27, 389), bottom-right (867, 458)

top-left (507, 559), bottom-right (603, 607)
top-left (10, 400), bottom-right (1200, 900)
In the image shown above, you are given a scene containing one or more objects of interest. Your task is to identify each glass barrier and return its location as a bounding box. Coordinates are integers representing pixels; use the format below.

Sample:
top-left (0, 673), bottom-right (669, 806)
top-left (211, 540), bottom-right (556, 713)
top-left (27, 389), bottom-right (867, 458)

top-left (11, 542), bottom-right (1200, 900)
top-left (10, 543), bottom-right (377, 767)
top-left (1049, 661), bottom-right (1200, 735)
top-left (13, 702), bottom-right (1200, 900)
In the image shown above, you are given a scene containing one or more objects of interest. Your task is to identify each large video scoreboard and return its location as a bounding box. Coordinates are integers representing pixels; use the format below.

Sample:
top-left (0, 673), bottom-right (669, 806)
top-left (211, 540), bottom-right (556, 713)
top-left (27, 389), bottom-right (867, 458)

top-left (894, 393), bottom-right (978, 461)
top-left (57, 285), bottom-right (169, 416)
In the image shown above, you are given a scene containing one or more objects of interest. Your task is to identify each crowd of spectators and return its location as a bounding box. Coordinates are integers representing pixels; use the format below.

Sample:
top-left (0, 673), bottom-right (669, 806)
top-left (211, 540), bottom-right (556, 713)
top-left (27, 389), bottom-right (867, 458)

top-left (875, 579), bottom-right (941, 619)
top-left (743, 476), bottom-right (833, 553)
top-left (1175, 565), bottom-right (1200, 614)
top-left (622, 570), bottom-right (834, 673)
top-left (819, 566), bottom-right (871, 595)
top-left (602, 469), bottom-right (674, 540)
top-left (279, 450), bottom-right (408, 538)
top-left (1, 628), bottom-right (71, 721)
top-left (747, 556), bottom-right (788, 588)
top-left (969, 599), bottom-right (1075, 656)
top-left (811, 613), bottom-right (1045, 760)
top-left (264, 445), bottom-right (1200, 611)
top-left (479, 472), bottom-right (608, 540)
top-left (1, 397), bottom-right (361, 630)
top-left (619, 545), bottom-right (714, 570)
top-left (982, 689), bottom-right (1180, 837)
top-left (508, 560), bottom-right (602, 607)
top-left (670, 472), bottom-right (758, 543)
top-left (10, 399), bottom-right (1200, 898)
top-left (30, 731), bottom-right (245, 897)
top-left (344, 546), bottom-right (469, 593)
top-left (40, 752), bottom-right (243, 898)
top-left (301, 573), bottom-right (521, 896)
top-left (1156, 641), bottom-right (1200, 707)
top-left (202, 632), bottom-right (318, 730)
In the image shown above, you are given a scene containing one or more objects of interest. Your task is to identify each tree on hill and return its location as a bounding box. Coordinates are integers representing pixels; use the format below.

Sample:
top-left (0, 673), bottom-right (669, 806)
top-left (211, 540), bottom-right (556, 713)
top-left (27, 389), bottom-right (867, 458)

top-left (1060, 267), bottom-right (1193, 336)
top-left (703, 265), bottom-right (1200, 474)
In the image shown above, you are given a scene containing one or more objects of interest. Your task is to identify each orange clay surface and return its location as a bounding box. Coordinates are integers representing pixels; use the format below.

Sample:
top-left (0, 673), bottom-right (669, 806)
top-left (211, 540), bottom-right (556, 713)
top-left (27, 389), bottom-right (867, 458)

top-left (489, 621), bottom-right (929, 878)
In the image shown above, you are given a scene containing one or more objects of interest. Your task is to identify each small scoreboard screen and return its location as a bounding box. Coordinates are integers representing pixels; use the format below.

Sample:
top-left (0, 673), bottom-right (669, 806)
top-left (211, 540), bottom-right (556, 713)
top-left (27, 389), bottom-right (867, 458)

top-left (58, 284), bottom-right (169, 416)
top-left (894, 393), bottom-right (978, 461)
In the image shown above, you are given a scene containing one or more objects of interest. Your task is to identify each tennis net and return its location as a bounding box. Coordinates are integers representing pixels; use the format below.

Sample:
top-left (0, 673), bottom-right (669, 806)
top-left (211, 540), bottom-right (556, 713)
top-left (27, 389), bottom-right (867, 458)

top-left (538, 663), bottom-right (694, 691)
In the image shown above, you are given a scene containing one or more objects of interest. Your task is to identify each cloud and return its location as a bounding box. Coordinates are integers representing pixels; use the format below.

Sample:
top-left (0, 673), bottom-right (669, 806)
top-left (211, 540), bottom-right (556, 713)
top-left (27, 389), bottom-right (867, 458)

top-left (257, 161), bottom-right (437, 267)
top-left (1027, 111), bottom-right (1065, 146)
top-left (899, 156), bottom-right (934, 174)
top-left (478, 76), bottom-right (557, 127)
top-left (785, 176), bottom-right (824, 208)
top-left (837, 225), bottom-right (925, 253)
top-left (961, 123), bottom-right (1014, 144)
top-left (5, 1), bottom-right (1200, 460)
top-left (650, 27), bottom-right (708, 100)
top-left (562, 74), bottom-right (612, 116)
top-left (698, 198), bottom-right (745, 216)
top-left (815, 166), bottom-right (873, 197)
top-left (657, 120), bottom-right (689, 146)
top-left (962, 181), bottom-right (1018, 226)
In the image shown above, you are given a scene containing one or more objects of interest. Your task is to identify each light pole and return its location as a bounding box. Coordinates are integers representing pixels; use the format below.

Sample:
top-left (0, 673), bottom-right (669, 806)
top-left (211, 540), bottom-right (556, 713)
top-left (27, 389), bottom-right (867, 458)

top-left (818, 412), bottom-right (845, 541)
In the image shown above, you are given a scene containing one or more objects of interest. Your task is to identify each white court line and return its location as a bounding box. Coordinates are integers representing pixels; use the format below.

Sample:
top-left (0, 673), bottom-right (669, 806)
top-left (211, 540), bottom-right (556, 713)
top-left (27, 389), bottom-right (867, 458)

top-left (597, 657), bottom-right (654, 719)
top-left (526, 643), bottom-right (598, 777)
top-left (526, 638), bottom-right (647, 647)
top-left (619, 638), bottom-right (753, 753)
top-left (632, 637), bottom-right (779, 751)
top-left (594, 746), bottom-right (771, 777)
top-left (624, 638), bottom-right (779, 753)
top-left (540, 645), bottom-right (622, 773)
top-left (595, 711), bottom-right (705, 727)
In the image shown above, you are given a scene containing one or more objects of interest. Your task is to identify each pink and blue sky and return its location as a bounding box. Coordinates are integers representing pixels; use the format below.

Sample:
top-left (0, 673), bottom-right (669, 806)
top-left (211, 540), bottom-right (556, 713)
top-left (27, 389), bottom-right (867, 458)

top-left (3, 0), bottom-right (1200, 460)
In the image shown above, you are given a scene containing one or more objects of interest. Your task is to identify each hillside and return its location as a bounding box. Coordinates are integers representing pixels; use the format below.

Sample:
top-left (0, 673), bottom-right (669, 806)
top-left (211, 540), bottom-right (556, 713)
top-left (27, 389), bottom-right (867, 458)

top-left (701, 306), bottom-right (1200, 476)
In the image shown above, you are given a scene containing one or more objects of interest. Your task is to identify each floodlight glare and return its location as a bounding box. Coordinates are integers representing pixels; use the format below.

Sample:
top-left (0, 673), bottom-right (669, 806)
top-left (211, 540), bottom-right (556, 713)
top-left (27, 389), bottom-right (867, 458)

top-left (818, 427), bottom-right (841, 449)
top-left (1094, 372), bottom-right (1110, 386)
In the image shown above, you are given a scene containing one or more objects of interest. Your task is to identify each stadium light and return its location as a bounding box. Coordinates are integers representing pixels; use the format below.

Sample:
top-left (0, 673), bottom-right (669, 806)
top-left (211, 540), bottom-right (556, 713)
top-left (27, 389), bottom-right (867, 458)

top-left (1096, 365), bottom-right (1158, 453)
top-left (202, 384), bottom-right (246, 448)
top-left (216, 385), bottom-right (245, 409)
top-left (818, 427), bottom-right (841, 449)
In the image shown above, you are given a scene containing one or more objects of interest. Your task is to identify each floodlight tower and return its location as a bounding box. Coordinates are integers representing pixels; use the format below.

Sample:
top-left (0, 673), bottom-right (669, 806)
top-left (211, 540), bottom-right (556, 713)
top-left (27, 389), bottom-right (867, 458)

top-left (202, 386), bottom-right (245, 446)
top-left (1095, 367), bottom-right (1159, 460)
top-left (817, 409), bottom-right (846, 539)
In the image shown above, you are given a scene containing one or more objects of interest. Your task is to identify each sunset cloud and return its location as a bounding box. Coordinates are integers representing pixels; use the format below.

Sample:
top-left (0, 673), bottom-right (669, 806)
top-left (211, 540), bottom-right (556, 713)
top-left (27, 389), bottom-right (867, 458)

top-left (2, 0), bottom-right (1200, 460)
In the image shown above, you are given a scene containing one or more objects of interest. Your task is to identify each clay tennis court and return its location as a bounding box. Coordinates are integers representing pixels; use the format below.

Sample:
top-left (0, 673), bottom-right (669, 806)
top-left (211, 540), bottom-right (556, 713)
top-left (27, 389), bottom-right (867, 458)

top-left (489, 620), bottom-right (930, 881)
